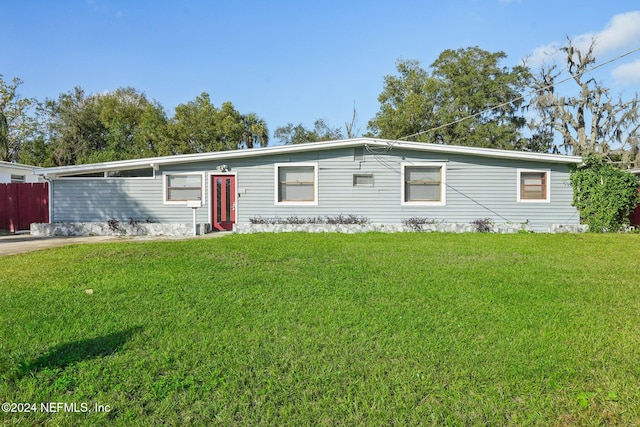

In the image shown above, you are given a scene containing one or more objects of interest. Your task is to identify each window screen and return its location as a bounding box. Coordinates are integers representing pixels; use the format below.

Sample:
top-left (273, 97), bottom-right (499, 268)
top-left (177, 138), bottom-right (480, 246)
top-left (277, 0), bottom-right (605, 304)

top-left (166, 174), bottom-right (202, 201)
top-left (520, 171), bottom-right (547, 200)
top-left (278, 166), bottom-right (315, 202)
top-left (404, 166), bottom-right (442, 202)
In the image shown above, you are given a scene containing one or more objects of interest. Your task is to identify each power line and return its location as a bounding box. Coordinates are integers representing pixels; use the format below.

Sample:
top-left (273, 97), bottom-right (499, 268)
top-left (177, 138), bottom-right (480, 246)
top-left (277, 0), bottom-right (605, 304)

top-left (398, 46), bottom-right (640, 142)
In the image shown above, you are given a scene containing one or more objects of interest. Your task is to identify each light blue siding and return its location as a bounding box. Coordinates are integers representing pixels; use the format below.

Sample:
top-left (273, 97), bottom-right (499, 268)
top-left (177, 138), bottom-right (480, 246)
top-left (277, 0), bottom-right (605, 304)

top-left (50, 145), bottom-right (580, 231)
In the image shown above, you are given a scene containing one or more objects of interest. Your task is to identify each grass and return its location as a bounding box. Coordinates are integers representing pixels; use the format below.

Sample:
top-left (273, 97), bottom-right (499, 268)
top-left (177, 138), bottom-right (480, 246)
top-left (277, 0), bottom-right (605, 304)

top-left (1, 232), bottom-right (640, 425)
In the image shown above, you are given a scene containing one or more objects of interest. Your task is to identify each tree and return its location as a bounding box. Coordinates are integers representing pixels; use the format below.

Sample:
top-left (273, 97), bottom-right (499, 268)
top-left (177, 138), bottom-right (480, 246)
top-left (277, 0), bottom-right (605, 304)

top-left (44, 87), bottom-right (104, 165)
top-left (0, 75), bottom-right (36, 162)
top-left (240, 113), bottom-right (269, 149)
top-left (91, 87), bottom-right (170, 162)
top-left (344, 102), bottom-right (361, 139)
top-left (274, 118), bottom-right (343, 145)
top-left (168, 93), bottom-right (268, 153)
top-left (0, 110), bottom-right (8, 160)
top-left (570, 155), bottom-right (640, 232)
top-left (132, 100), bottom-right (173, 157)
top-left (28, 86), bottom-right (169, 166)
top-left (529, 38), bottom-right (640, 167)
top-left (430, 47), bottom-right (531, 149)
top-left (366, 59), bottom-right (436, 141)
top-left (367, 48), bottom-right (532, 149)
top-left (169, 93), bottom-right (233, 153)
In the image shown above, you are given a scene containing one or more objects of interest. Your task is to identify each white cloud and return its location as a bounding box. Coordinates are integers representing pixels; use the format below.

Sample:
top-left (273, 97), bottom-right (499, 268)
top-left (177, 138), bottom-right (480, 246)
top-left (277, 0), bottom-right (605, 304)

top-left (528, 10), bottom-right (640, 70)
top-left (574, 10), bottom-right (640, 55)
top-left (527, 42), bottom-right (562, 68)
top-left (612, 59), bottom-right (640, 85)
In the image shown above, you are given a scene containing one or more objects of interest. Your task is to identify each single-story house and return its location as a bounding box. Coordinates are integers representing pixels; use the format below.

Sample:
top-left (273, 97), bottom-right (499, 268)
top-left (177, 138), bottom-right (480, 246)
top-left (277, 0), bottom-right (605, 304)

top-left (32, 138), bottom-right (584, 235)
top-left (0, 161), bottom-right (43, 183)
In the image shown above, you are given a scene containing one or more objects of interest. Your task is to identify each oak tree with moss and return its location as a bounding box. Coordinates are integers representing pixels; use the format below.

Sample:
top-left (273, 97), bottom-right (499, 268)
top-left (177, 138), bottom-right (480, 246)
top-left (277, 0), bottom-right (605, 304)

top-left (367, 47), bottom-right (532, 149)
top-left (529, 38), bottom-right (640, 168)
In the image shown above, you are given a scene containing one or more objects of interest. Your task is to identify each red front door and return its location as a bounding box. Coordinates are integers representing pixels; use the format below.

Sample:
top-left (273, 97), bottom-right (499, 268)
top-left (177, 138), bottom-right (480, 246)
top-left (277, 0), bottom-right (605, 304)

top-left (212, 175), bottom-right (236, 231)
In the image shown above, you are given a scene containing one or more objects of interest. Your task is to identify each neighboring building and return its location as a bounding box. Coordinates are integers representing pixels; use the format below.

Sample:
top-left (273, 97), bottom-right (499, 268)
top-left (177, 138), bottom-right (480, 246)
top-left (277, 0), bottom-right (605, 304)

top-left (0, 161), bottom-right (42, 183)
top-left (32, 138), bottom-right (584, 234)
top-left (630, 169), bottom-right (640, 227)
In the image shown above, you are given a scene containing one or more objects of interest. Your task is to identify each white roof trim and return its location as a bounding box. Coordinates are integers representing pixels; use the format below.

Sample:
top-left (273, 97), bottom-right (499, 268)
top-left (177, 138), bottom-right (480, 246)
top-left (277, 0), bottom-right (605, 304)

top-left (0, 161), bottom-right (41, 171)
top-left (34, 138), bottom-right (582, 177)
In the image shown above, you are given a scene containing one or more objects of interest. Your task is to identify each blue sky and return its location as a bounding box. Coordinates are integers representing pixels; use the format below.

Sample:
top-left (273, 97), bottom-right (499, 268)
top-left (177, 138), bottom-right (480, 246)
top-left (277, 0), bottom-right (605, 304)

top-left (2, 1), bottom-right (640, 142)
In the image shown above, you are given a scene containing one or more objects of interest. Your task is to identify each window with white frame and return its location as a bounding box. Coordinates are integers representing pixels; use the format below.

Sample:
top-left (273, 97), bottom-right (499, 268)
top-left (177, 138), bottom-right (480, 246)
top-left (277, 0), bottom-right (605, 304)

top-left (402, 163), bottom-right (446, 205)
top-left (518, 169), bottom-right (550, 202)
top-left (164, 173), bottom-right (205, 203)
top-left (275, 163), bottom-right (317, 204)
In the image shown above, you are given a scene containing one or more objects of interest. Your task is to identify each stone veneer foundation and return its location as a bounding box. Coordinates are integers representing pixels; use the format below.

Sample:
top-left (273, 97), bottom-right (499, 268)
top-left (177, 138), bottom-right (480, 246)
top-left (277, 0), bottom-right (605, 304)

top-left (31, 222), bottom-right (211, 237)
top-left (234, 223), bottom-right (588, 234)
top-left (31, 222), bottom-right (587, 237)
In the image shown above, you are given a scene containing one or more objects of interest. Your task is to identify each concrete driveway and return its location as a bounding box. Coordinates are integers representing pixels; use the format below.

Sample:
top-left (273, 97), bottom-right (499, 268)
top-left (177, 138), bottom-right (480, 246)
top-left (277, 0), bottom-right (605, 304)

top-left (0, 234), bottom-right (117, 256)
top-left (0, 231), bottom-right (232, 256)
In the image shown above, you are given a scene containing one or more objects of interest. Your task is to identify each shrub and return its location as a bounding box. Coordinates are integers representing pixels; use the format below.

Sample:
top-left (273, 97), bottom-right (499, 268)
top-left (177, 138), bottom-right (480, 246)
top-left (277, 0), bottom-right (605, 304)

top-left (325, 214), bottom-right (369, 225)
top-left (249, 215), bottom-right (370, 225)
top-left (570, 156), bottom-right (640, 232)
top-left (401, 217), bottom-right (437, 231)
top-left (127, 217), bottom-right (154, 229)
top-left (107, 218), bottom-right (121, 232)
top-left (471, 218), bottom-right (493, 233)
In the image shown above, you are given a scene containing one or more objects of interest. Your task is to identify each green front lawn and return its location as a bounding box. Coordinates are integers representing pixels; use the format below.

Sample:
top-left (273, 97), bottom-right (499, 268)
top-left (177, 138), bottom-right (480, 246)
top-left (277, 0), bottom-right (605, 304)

top-left (1, 233), bottom-right (639, 425)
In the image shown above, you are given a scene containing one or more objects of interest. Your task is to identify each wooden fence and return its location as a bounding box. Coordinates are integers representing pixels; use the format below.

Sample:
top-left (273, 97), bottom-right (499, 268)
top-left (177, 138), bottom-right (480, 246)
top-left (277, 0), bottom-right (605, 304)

top-left (632, 190), bottom-right (640, 227)
top-left (0, 183), bottom-right (49, 232)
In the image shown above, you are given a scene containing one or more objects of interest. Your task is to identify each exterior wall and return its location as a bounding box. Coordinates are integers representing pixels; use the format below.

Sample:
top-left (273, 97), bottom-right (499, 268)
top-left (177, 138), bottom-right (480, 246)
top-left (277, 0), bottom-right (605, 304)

top-left (49, 146), bottom-right (580, 232)
top-left (229, 147), bottom-right (579, 232)
top-left (50, 175), bottom-right (201, 223)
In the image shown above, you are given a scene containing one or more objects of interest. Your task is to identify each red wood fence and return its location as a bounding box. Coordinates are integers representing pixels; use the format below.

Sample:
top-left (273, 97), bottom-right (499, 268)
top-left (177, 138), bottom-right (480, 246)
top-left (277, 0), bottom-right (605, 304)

top-left (0, 183), bottom-right (49, 232)
top-left (632, 188), bottom-right (640, 227)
